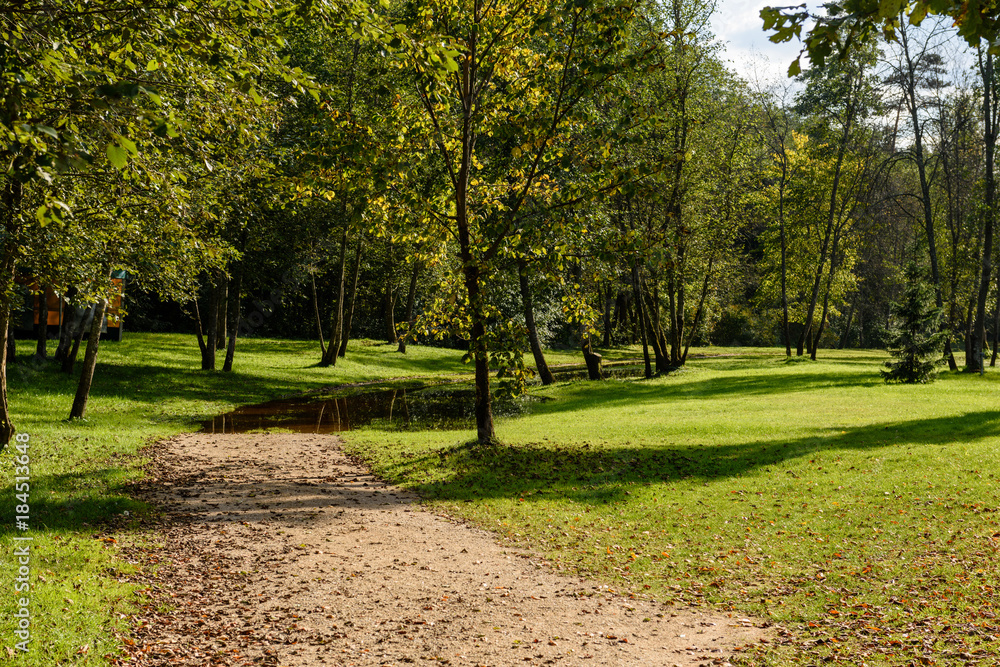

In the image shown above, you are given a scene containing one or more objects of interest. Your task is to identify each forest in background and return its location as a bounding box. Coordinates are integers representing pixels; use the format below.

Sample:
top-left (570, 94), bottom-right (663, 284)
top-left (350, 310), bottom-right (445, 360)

top-left (4, 0), bottom-right (1000, 444)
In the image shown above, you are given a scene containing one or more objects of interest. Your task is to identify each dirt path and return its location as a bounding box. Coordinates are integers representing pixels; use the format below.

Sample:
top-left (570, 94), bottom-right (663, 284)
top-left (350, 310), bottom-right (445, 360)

top-left (116, 433), bottom-right (765, 666)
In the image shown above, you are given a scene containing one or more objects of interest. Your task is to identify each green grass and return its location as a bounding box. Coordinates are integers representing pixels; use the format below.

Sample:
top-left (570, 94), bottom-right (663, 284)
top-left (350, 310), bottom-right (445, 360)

top-left (5, 337), bottom-right (997, 665)
top-left (0, 334), bottom-right (471, 665)
top-left (343, 348), bottom-right (1000, 666)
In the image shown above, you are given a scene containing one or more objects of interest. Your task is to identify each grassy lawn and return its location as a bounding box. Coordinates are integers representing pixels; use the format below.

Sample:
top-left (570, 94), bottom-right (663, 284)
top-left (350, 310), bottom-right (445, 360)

top-left (3, 336), bottom-right (996, 665)
top-left (0, 334), bottom-right (471, 665)
top-left (344, 349), bottom-right (1000, 666)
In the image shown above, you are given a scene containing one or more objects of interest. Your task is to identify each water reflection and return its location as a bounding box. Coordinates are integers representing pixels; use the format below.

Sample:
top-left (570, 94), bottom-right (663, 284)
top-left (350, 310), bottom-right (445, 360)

top-left (201, 385), bottom-right (544, 435)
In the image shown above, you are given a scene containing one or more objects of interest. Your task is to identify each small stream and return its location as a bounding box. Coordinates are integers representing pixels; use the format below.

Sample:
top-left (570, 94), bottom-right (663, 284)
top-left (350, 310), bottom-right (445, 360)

top-left (201, 360), bottom-right (648, 435)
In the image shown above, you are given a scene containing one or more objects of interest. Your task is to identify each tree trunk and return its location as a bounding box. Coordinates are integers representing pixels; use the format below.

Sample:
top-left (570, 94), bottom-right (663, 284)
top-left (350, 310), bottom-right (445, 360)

top-left (201, 275), bottom-right (219, 371)
top-left (398, 262), bottom-right (419, 354)
top-left (602, 285), bottom-right (613, 348)
top-left (69, 298), bottom-right (107, 420)
top-left (632, 263), bottom-right (653, 379)
top-left (63, 304), bottom-right (94, 375)
top-left (465, 263), bottom-right (494, 445)
top-left (382, 287), bottom-right (396, 345)
top-left (640, 279), bottom-right (669, 371)
top-left (339, 236), bottom-right (363, 358)
top-left (681, 255), bottom-right (714, 363)
top-left (518, 259), bottom-right (555, 385)
top-left (35, 286), bottom-right (48, 359)
top-left (216, 274), bottom-right (228, 351)
top-left (0, 115), bottom-right (22, 443)
top-left (574, 263), bottom-right (602, 381)
top-left (972, 51), bottom-right (996, 374)
top-left (992, 292), bottom-right (1000, 366)
top-left (778, 152), bottom-right (792, 357)
top-left (838, 298), bottom-right (855, 349)
top-left (324, 229), bottom-right (350, 366)
top-left (54, 295), bottom-right (74, 363)
top-left (311, 273), bottom-right (327, 358)
top-left (55, 302), bottom-right (82, 364)
top-left (811, 236), bottom-right (842, 360)
top-left (193, 297), bottom-right (207, 359)
top-left (223, 264), bottom-right (243, 372)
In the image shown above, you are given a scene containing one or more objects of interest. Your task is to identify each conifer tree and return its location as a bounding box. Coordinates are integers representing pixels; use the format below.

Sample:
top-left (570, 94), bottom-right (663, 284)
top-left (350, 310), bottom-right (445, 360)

top-left (881, 260), bottom-right (947, 383)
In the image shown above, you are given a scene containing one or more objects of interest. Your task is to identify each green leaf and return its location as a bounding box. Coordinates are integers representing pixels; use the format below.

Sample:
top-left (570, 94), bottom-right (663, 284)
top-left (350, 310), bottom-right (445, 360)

top-left (118, 136), bottom-right (138, 155)
top-left (106, 144), bottom-right (128, 169)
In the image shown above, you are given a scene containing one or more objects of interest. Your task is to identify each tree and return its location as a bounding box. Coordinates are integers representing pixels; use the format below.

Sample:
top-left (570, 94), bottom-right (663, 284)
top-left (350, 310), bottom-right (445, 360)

top-left (791, 42), bottom-right (881, 358)
top-left (882, 259), bottom-right (947, 382)
top-left (394, 0), bottom-right (660, 444)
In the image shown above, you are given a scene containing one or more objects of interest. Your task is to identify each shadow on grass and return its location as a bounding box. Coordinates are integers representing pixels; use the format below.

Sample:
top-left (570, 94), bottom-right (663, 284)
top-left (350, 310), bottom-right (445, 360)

top-left (531, 364), bottom-right (884, 416)
top-left (394, 410), bottom-right (1000, 506)
top-left (0, 467), bottom-right (147, 537)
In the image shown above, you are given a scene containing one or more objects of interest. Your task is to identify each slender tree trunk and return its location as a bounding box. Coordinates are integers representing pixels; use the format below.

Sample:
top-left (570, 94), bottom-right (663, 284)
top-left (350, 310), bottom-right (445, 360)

top-left (640, 279), bottom-right (669, 371)
top-left (682, 255), bottom-right (714, 363)
top-left (973, 51), bottom-right (995, 374)
top-left (0, 112), bottom-right (22, 443)
top-left (602, 285), bottom-right (613, 348)
top-left (339, 236), bottom-right (363, 358)
top-left (201, 275), bottom-right (219, 371)
top-left (69, 298), bottom-right (107, 419)
top-left (0, 227), bottom-right (12, 440)
top-left (54, 296), bottom-right (74, 363)
top-left (193, 298), bottom-right (207, 360)
top-left (325, 229), bottom-right (350, 366)
top-left (398, 262), bottom-right (419, 354)
top-left (992, 293), bottom-right (1000, 366)
top-left (612, 292), bottom-right (625, 332)
top-left (311, 273), bottom-right (327, 357)
top-left (63, 304), bottom-right (94, 375)
top-left (632, 263), bottom-right (653, 379)
top-left (779, 155), bottom-right (792, 357)
top-left (35, 286), bottom-right (47, 359)
top-left (839, 298), bottom-right (855, 349)
top-left (465, 263), bottom-right (494, 444)
top-left (55, 301), bottom-right (81, 364)
top-left (518, 259), bottom-right (555, 385)
top-left (216, 274), bottom-right (228, 351)
top-left (811, 236), bottom-right (842, 360)
top-left (575, 262), bottom-right (602, 380)
top-left (223, 264), bottom-right (243, 373)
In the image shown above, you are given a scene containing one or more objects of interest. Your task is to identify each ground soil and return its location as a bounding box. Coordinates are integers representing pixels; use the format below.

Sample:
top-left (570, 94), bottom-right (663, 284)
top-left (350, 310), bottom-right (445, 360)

top-left (115, 432), bottom-right (767, 666)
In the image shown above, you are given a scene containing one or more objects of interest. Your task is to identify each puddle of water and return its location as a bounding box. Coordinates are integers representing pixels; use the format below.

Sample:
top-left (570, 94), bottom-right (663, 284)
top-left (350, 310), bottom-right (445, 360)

top-left (201, 385), bottom-right (545, 435)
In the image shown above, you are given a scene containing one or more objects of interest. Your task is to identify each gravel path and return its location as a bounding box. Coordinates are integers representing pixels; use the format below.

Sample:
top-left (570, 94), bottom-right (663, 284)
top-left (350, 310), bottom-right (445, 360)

top-left (115, 433), bottom-right (765, 666)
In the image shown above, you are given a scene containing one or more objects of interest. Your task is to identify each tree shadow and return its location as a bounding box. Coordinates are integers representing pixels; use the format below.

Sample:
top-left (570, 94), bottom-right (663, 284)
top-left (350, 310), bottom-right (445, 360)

top-left (394, 410), bottom-right (1000, 506)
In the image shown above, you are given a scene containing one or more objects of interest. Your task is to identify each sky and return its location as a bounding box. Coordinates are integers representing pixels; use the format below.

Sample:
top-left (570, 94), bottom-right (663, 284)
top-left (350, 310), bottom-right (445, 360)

top-left (710, 0), bottom-right (809, 85)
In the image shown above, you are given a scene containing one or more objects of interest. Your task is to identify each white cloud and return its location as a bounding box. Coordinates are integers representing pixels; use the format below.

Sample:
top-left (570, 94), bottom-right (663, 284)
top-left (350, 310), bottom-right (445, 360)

top-left (710, 0), bottom-right (809, 83)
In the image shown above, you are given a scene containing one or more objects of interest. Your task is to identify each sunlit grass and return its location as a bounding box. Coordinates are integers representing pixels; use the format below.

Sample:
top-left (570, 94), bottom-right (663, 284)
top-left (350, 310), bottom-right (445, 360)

top-left (345, 349), bottom-right (1000, 665)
